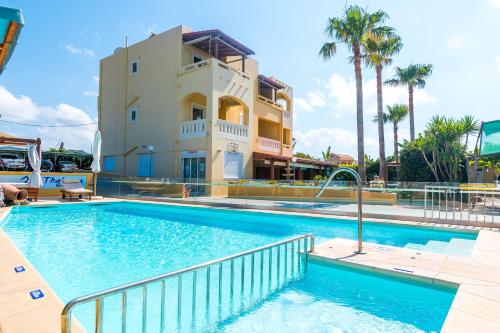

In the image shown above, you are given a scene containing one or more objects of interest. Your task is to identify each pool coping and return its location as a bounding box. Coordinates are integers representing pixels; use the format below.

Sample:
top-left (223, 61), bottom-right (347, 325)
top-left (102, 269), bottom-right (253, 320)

top-left (0, 198), bottom-right (499, 332)
top-left (310, 233), bottom-right (500, 332)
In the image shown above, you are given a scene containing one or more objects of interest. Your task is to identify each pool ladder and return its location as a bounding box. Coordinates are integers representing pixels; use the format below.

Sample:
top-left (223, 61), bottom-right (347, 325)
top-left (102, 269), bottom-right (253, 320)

top-left (316, 167), bottom-right (364, 254)
top-left (61, 234), bottom-right (315, 333)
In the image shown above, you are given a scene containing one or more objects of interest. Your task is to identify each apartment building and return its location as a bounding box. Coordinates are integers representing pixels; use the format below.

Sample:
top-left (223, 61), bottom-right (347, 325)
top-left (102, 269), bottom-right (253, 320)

top-left (99, 25), bottom-right (328, 186)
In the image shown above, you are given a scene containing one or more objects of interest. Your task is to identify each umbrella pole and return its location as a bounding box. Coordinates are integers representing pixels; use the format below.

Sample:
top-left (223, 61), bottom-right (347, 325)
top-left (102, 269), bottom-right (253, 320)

top-left (93, 172), bottom-right (97, 196)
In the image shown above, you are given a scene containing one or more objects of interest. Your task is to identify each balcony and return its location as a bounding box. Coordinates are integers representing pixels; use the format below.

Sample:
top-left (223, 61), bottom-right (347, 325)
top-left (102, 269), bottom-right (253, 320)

top-left (257, 137), bottom-right (281, 154)
top-left (217, 120), bottom-right (249, 141)
top-left (179, 119), bottom-right (207, 140)
top-left (179, 58), bottom-right (251, 80)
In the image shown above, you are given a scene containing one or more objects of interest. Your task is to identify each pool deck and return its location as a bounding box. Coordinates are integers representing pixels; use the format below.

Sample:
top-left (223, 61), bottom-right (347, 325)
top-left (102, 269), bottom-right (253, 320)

top-left (0, 198), bottom-right (499, 332)
top-left (311, 230), bottom-right (500, 332)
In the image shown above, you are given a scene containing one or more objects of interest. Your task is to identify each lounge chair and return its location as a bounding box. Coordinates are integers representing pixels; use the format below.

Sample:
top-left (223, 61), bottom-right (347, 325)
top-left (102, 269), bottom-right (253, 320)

top-left (60, 179), bottom-right (93, 201)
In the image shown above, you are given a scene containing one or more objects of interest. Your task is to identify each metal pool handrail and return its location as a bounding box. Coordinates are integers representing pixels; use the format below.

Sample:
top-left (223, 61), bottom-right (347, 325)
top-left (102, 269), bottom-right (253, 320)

top-left (61, 233), bottom-right (315, 333)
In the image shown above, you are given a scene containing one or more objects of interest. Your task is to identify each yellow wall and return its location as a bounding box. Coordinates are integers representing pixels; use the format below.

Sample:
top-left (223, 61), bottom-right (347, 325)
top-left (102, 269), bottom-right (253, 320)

top-left (227, 185), bottom-right (397, 205)
top-left (0, 171), bottom-right (93, 197)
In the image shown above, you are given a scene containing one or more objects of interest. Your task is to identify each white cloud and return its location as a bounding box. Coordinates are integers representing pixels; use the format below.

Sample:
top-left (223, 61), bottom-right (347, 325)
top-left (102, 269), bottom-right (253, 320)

top-left (313, 72), bottom-right (437, 117)
top-left (0, 86), bottom-right (96, 150)
top-left (92, 76), bottom-right (99, 84)
top-left (294, 127), bottom-right (378, 158)
top-left (83, 90), bottom-right (98, 98)
top-left (495, 56), bottom-right (500, 72)
top-left (487, 0), bottom-right (500, 9)
top-left (63, 44), bottom-right (95, 57)
top-left (447, 34), bottom-right (465, 48)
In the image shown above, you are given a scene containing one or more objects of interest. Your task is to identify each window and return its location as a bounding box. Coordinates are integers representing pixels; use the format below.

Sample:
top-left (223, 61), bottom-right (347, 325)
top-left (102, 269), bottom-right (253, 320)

top-left (193, 54), bottom-right (203, 63)
top-left (129, 108), bottom-right (138, 123)
top-left (192, 104), bottom-right (205, 120)
top-left (131, 61), bottom-right (138, 74)
top-left (224, 152), bottom-right (243, 179)
top-left (103, 156), bottom-right (116, 172)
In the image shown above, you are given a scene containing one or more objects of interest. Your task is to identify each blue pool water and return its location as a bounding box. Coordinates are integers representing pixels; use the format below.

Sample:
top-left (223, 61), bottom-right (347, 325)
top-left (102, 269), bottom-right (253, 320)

top-left (2, 202), bottom-right (467, 332)
top-left (219, 261), bottom-right (456, 333)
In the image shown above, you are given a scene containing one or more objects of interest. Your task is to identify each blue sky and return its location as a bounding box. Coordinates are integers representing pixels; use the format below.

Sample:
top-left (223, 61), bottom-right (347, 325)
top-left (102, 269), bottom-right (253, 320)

top-left (1, 0), bottom-right (499, 158)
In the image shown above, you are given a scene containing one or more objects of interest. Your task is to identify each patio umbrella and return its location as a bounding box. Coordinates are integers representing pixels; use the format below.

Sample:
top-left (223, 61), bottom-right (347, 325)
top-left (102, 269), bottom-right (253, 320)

top-left (90, 130), bottom-right (101, 196)
top-left (27, 143), bottom-right (41, 188)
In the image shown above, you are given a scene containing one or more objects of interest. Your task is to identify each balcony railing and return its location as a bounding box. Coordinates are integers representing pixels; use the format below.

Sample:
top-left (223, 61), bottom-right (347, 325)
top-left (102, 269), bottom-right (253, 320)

top-left (179, 58), bottom-right (211, 74)
top-left (179, 119), bottom-right (207, 140)
top-left (257, 137), bottom-right (281, 154)
top-left (179, 58), bottom-right (251, 81)
top-left (217, 120), bottom-right (249, 141)
top-left (257, 95), bottom-right (283, 110)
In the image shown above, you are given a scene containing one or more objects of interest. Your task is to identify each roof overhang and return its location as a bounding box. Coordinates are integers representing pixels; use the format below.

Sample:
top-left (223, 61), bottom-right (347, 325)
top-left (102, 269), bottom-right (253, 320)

top-left (253, 152), bottom-right (336, 167)
top-left (258, 75), bottom-right (285, 90)
top-left (0, 6), bottom-right (24, 75)
top-left (182, 29), bottom-right (254, 58)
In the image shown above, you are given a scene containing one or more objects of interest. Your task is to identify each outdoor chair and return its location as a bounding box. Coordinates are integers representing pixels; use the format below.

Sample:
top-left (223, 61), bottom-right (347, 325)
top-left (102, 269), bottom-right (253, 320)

top-left (60, 179), bottom-right (93, 201)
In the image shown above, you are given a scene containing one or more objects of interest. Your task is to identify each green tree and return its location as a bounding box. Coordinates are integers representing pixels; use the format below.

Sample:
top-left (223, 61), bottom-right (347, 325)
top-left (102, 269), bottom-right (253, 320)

top-left (385, 64), bottom-right (433, 141)
top-left (293, 152), bottom-right (316, 160)
top-left (364, 31), bottom-right (402, 180)
top-left (321, 146), bottom-right (332, 160)
top-left (374, 104), bottom-right (408, 163)
top-left (415, 115), bottom-right (479, 182)
top-left (319, 5), bottom-right (392, 182)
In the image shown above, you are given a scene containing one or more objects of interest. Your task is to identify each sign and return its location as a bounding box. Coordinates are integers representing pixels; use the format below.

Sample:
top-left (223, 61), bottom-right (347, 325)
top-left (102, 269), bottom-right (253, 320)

top-left (29, 289), bottom-right (44, 300)
top-left (227, 141), bottom-right (240, 152)
top-left (0, 174), bottom-right (87, 188)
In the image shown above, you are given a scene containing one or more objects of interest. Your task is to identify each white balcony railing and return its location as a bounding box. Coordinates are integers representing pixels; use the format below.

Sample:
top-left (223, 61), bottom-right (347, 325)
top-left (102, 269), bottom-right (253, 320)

top-left (179, 119), bottom-right (207, 140)
top-left (179, 58), bottom-right (251, 80)
top-left (217, 120), bottom-right (249, 141)
top-left (257, 137), bottom-right (281, 154)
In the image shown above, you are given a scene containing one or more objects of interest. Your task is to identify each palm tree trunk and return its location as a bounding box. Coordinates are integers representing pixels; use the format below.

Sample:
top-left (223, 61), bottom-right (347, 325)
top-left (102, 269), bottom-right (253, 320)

top-left (393, 123), bottom-right (399, 163)
top-left (375, 64), bottom-right (387, 180)
top-left (408, 84), bottom-right (415, 141)
top-left (353, 45), bottom-right (366, 183)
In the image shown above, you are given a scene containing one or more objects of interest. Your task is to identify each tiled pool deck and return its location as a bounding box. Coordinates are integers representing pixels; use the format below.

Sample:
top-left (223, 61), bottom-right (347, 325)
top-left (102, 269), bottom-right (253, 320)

top-left (0, 198), bottom-right (499, 332)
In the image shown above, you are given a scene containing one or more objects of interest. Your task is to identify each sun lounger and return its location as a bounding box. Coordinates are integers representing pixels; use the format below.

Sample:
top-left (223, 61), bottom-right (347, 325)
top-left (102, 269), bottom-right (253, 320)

top-left (60, 179), bottom-right (93, 201)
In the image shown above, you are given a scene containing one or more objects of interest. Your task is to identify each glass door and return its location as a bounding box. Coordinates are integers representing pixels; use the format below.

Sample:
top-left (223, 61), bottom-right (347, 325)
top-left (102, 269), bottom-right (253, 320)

top-left (182, 157), bottom-right (206, 194)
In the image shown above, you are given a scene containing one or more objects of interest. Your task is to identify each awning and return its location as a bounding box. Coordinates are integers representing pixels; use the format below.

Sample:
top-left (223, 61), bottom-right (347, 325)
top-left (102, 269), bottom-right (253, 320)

top-left (479, 120), bottom-right (500, 157)
top-left (253, 152), bottom-right (337, 167)
top-left (183, 29), bottom-right (254, 58)
top-left (0, 6), bottom-right (24, 75)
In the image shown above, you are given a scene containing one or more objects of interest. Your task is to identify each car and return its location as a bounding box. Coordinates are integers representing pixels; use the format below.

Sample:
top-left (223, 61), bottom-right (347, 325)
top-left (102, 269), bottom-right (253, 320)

top-left (55, 160), bottom-right (77, 173)
top-left (0, 153), bottom-right (26, 171)
top-left (41, 159), bottom-right (54, 172)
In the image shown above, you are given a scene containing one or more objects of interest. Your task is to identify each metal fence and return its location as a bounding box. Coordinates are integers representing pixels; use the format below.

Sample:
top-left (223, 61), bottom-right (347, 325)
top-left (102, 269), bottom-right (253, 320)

top-left (61, 234), bottom-right (315, 333)
top-left (424, 185), bottom-right (500, 224)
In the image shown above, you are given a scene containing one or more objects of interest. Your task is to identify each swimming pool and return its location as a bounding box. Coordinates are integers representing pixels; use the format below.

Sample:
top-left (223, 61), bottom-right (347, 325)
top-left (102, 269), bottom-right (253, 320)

top-left (2, 202), bottom-right (467, 331)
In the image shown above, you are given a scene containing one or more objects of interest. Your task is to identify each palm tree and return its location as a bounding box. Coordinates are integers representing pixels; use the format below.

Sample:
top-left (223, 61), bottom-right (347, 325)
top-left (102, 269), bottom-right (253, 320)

top-left (373, 104), bottom-right (408, 163)
top-left (364, 32), bottom-right (403, 180)
top-left (322, 146), bottom-right (332, 161)
top-left (319, 5), bottom-right (392, 182)
top-left (385, 63), bottom-right (433, 141)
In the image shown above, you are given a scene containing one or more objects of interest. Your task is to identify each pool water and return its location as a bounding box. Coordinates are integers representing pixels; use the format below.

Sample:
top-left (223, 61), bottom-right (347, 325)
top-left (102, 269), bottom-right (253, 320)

top-left (2, 202), bottom-right (466, 332)
top-left (219, 262), bottom-right (456, 333)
